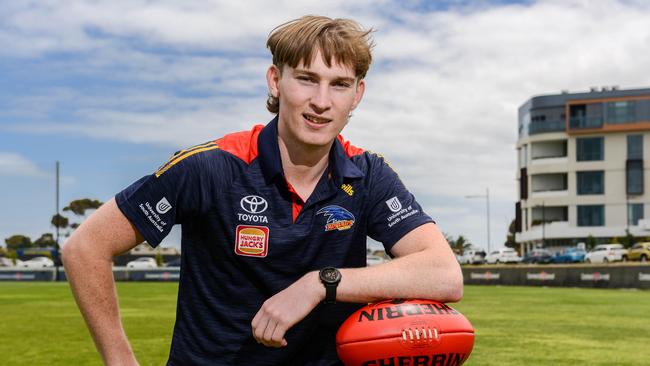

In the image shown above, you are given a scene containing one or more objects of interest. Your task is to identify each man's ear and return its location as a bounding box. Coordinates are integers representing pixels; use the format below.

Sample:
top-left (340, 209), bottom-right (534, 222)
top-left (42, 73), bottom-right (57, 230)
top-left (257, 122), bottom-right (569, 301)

top-left (266, 65), bottom-right (282, 98)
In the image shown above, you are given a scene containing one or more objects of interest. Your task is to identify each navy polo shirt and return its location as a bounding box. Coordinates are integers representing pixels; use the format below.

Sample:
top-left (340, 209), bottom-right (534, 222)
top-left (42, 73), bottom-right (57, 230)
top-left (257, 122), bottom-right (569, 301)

top-left (115, 117), bottom-right (434, 365)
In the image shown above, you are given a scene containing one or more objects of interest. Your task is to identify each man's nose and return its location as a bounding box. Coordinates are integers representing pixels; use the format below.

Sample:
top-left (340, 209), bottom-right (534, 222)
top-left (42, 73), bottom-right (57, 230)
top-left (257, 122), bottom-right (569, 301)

top-left (310, 84), bottom-right (332, 112)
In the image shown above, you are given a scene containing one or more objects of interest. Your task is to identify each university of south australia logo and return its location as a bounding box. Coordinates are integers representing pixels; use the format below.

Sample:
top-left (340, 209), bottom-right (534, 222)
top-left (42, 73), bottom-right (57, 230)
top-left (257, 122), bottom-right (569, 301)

top-left (317, 205), bottom-right (355, 231)
top-left (385, 196), bottom-right (402, 213)
top-left (155, 197), bottom-right (172, 214)
top-left (240, 195), bottom-right (268, 214)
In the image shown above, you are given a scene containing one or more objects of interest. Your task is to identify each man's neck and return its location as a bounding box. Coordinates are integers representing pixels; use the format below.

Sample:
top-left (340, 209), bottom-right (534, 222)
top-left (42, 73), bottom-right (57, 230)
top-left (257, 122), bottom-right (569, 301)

top-left (277, 133), bottom-right (332, 202)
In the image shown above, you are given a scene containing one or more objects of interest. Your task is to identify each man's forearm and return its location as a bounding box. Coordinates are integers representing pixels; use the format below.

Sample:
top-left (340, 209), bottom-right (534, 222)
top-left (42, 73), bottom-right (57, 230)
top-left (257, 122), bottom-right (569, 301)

top-left (336, 248), bottom-right (463, 304)
top-left (63, 241), bottom-right (138, 366)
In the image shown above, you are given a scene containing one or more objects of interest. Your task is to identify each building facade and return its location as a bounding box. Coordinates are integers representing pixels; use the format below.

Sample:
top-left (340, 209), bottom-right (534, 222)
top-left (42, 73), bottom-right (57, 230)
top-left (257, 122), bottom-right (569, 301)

top-left (515, 87), bottom-right (650, 254)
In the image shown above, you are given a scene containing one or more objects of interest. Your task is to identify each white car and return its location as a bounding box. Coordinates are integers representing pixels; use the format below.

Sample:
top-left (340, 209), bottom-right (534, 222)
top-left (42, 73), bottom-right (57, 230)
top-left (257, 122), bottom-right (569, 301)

top-left (126, 257), bottom-right (158, 269)
top-left (584, 244), bottom-right (628, 263)
top-left (458, 250), bottom-right (486, 265)
top-left (19, 256), bottom-right (54, 268)
top-left (485, 248), bottom-right (522, 264)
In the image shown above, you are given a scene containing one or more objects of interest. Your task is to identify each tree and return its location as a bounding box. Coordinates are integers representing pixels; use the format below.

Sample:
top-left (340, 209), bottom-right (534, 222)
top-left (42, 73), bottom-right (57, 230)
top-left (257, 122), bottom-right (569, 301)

top-left (4, 235), bottom-right (32, 250)
top-left (51, 198), bottom-right (104, 241)
top-left (155, 250), bottom-right (164, 267)
top-left (51, 214), bottom-right (69, 230)
top-left (34, 233), bottom-right (57, 247)
top-left (585, 234), bottom-right (597, 249)
top-left (63, 198), bottom-right (103, 216)
top-left (454, 235), bottom-right (473, 254)
top-left (504, 219), bottom-right (517, 249)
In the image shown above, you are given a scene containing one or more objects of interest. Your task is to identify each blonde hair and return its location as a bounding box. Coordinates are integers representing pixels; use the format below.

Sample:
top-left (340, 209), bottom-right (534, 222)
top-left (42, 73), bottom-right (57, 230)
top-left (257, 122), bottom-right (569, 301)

top-left (266, 15), bottom-right (374, 114)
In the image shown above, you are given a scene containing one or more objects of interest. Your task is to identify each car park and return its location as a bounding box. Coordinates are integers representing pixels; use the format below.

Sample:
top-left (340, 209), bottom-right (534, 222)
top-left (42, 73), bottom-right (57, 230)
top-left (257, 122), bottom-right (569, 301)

top-left (19, 256), bottom-right (54, 268)
top-left (126, 257), bottom-right (158, 269)
top-left (521, 249), bottom-right (553, 264)
top-left (624, 242), bottom-right (650, 262)
top-left (485, 248), bottom-right (522, 264)
top-left (551, 247), bottom-right (586, 263)
top-left (584, 244), bottom-right (627, 263)
top-left (458, 249), bottom-right (487, 265)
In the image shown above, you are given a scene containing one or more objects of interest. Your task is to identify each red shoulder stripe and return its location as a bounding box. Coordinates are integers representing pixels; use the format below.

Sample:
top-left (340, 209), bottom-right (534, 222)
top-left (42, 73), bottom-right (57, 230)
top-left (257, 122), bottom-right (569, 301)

top-left (337, 135), bottom-right (365, 157)
top-left (215, 124), bottom-right (264, 164)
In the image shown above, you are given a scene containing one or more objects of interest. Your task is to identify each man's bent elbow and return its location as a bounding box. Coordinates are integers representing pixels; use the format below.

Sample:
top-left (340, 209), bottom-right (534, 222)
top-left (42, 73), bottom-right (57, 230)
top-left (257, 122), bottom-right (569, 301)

top-left (438, 266), bottom-right (464, 303)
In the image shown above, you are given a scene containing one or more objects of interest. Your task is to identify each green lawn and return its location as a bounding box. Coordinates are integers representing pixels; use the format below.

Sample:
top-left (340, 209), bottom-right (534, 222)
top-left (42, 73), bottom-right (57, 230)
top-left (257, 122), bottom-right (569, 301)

top-left (1, 283), bottom-right (649, 365)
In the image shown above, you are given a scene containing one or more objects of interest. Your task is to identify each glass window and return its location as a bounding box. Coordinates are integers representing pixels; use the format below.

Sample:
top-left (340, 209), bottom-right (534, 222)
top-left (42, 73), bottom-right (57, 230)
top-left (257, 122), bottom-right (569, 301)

top-left (576, 137), bottom-right (604, 161)
top-left (627, 135), bottom-right (643, 159)
top-left (577, 171), bottom-right (604, 195)
top-left (628, 203), bottom-right (644, 226)
top-left (627, 160), bottom-right (643, 195)
top-left (578, 205), bottom-right (604, 226)
top-left (607, 101), bottom-right (636, 124)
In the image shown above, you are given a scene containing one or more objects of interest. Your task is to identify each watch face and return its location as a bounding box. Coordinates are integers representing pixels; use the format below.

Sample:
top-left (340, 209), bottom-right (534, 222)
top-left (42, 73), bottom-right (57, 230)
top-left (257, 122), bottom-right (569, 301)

top-left (321, 268), bottom-right (341, 283)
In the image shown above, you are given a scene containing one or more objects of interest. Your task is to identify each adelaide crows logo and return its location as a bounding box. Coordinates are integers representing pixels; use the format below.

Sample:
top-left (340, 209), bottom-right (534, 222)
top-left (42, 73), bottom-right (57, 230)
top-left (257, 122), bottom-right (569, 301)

top-left (317, 205), bottom-right (355, 231)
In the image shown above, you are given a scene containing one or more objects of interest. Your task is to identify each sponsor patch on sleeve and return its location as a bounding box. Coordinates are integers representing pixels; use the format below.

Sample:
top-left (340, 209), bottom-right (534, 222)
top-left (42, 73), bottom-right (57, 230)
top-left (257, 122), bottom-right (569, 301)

top-left (235, 225), bottom-right (269, 257)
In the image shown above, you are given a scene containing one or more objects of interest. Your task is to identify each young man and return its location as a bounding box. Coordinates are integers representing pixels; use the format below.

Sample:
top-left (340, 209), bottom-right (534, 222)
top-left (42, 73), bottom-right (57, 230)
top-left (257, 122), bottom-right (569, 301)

top-left (63, 15), bottom-right (462, 365)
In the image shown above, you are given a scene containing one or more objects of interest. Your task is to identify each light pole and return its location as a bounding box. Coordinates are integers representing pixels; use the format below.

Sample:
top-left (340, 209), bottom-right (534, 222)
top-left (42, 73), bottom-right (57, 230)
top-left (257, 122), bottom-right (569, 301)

top-left (465, 188), bottom-right (491, 253)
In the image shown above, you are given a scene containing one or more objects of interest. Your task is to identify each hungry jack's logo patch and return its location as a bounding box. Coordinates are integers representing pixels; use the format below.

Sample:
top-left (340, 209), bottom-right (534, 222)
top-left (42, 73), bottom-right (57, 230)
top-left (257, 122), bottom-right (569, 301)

top-left (235, 225), bottom-right (269, 257)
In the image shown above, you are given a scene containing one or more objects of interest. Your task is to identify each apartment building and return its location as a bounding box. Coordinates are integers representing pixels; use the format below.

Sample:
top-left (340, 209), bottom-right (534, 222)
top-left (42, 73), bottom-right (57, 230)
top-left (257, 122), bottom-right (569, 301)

top-left (515, 87), bottom-right (650, 254)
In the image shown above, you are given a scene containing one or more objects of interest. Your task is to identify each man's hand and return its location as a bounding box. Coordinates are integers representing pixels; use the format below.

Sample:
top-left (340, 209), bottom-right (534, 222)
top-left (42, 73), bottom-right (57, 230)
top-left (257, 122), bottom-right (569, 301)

top-left (251, 271), bottom-right (324, 347)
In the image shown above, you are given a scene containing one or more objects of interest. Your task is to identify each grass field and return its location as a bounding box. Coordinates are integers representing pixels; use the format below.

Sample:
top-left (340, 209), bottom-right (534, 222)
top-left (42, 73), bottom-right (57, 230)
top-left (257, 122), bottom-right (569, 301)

top-left (1, 283), bottom-right (649, 365)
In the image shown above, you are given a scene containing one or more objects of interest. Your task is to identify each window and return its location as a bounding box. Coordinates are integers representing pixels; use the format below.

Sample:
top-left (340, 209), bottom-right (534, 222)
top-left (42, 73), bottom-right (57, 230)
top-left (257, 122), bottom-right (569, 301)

top-left (576, 137), bottom-right (604, 161)
top-left (577, 171), bottom-right (604, 195)
top-left (607, 101), bottom-right (636, 124)
top-left (628, 203), bottom-right (644, 226)
top-left (627, 160), bottom-right (643, 195)
top-left (578, 205), bottom-right (604, 226)
top-left (627, 135), bottom-right (643, 160)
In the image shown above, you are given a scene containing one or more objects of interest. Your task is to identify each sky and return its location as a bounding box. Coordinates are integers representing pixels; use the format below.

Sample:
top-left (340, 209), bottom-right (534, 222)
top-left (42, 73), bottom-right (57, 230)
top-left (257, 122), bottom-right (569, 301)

top-left (2, 0), bottom-right (650, 251)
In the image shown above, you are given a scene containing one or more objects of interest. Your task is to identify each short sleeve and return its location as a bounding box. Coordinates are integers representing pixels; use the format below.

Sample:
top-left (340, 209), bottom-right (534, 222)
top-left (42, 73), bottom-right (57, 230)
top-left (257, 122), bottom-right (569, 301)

top-left (115, 146), bottom-right (218, 247)
top-left (365, 155), bottom-right (434, 254)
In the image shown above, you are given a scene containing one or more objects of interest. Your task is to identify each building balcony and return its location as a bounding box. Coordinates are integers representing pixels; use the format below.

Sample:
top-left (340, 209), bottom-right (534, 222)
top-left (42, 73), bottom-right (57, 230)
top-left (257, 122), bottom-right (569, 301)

top-left (531, 173), bottom-right (568, 197)
top-left (529, 120), bottom-right (566, 134)
top-left (569, 116), bottom-right (603, 129)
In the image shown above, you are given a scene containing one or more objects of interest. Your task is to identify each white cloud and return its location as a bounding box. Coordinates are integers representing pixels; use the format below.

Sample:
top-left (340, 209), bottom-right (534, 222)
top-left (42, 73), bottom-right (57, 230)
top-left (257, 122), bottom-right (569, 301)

top-left (0, 153), bottom-right (48, 177)
top-left (3, 0), bottom-right (650, 248)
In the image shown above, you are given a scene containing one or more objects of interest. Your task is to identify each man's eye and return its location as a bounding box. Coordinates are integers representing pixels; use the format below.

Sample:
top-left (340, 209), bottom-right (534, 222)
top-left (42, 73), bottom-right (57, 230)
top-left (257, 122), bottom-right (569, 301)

top-left (334, 82), bottom-right (351, 88)
top-left (297, 76), bottom-right (314, 82)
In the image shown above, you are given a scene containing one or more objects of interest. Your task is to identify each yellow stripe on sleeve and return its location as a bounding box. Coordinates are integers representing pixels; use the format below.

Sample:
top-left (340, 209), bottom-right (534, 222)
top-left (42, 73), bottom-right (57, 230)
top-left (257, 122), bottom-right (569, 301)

top-left (155, 143), bottom-right (220, 178)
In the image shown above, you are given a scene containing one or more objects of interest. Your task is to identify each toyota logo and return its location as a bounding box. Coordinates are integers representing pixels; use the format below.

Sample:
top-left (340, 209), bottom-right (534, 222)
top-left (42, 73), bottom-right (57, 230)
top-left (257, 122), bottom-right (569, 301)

top-left (240, 195), bottom-right (268, 214)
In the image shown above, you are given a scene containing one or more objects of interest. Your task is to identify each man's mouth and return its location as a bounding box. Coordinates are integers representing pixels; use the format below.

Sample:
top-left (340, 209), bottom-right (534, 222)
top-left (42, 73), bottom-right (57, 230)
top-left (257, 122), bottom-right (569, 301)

top-left (303, 114), bottom-right (332, 124)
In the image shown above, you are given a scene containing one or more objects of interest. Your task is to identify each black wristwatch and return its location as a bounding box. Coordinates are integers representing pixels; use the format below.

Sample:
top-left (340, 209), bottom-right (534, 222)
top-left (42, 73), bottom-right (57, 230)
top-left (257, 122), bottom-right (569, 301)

top-left (319, 267), bottom-right (341, 304)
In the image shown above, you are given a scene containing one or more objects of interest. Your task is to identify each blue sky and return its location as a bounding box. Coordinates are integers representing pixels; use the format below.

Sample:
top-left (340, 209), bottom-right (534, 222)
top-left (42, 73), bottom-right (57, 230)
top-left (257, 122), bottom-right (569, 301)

top-left (2, 0), bottom-right (650, 250)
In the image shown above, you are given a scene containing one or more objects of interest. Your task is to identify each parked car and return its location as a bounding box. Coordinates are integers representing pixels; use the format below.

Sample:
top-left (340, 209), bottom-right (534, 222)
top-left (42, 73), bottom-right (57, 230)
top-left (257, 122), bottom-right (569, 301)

top-left (19, 256), bottom-right (54, 268)
top-left (164, 258), bottom-right (182, 267)
top-left (126, 257), bottom-right (158, 269)
top-left (458, 250), bottom-right (487, 265)
top-left (625, 242), bottom-right (650, 262)
top-left (0, 257), bottom-right (18, 267)
top-left (521, 249), bottom-right (553, 264)
top-left (551, 247), bottom-right (586, 263)
top-left (485, 248), bottom-right (522, 264)
top-left (584, 244), bottom-right (628, 263)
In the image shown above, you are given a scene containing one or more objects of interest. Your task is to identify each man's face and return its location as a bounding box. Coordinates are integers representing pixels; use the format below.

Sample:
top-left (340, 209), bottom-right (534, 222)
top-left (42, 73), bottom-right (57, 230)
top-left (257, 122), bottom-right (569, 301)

top-left (267, 50), bottom-right (365, 149)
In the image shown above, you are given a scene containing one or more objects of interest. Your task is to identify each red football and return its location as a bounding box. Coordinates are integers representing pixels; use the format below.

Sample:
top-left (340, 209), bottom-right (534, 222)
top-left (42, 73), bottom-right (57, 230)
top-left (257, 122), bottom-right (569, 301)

top-left (336, 299), bottom-right (474, 366)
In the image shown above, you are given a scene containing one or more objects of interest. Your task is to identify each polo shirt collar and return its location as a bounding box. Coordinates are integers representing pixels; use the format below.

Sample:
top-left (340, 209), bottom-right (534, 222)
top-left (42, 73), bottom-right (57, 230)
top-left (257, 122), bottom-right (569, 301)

top-left (258, 117), bottom-right (365, 186)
